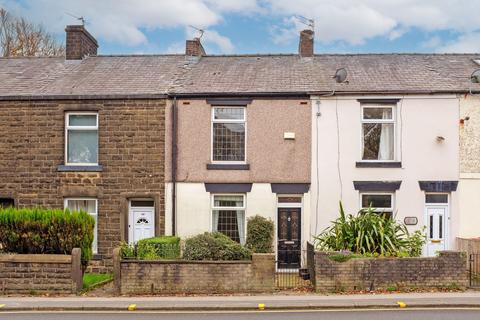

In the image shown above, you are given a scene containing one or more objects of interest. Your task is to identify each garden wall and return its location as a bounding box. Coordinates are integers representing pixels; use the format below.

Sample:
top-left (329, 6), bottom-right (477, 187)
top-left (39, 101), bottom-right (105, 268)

top-left (314, 251), bottom-right (468, 292)
top-left (0, 248), bottom-right (82, 294)
top-left (113, 248), bottom-right (275, 294)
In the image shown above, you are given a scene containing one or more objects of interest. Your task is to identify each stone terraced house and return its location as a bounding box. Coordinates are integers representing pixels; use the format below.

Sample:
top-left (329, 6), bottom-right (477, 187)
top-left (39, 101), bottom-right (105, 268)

top-left (0, 25), bottom-right (479, 269)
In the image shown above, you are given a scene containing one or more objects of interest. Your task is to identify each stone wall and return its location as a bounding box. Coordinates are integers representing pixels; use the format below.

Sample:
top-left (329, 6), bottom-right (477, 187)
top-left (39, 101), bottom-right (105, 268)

top-left (0, 248), bottom-right (82, 294)
top-left (314, 251), bottom-right (468, 292)
top-left (0, 99), bottom-right (166, 267)
top-left (113, 249), bottom-right (275, 294)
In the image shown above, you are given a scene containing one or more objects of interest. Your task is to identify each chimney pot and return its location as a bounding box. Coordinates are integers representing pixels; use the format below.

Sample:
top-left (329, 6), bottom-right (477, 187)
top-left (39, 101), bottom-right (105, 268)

top-left (298, 29), bottom-right (314, 57)
top-left (185, 37), bottom-right (206, 57)
top-left (65, 25), bottom-right (98, 60)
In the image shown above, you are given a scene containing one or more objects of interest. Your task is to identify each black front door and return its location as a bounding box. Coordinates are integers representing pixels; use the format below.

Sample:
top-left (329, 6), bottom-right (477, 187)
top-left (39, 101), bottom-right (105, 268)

top-left (277, 207), bottom-right (301, 269)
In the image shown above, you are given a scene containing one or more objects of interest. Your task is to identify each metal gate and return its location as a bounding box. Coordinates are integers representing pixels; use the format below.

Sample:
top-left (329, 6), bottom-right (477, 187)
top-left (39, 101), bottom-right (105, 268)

top-left (469, 254), bottom-right (480, 287)
top-left (275, 248), bottom-right (313, 290)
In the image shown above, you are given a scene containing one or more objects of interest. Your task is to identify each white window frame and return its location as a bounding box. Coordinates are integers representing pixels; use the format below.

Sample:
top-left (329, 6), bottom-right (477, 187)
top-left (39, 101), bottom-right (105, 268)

top-left (211, 106), bottom-right (247, 164)
top-left (64, 198), bottom-right (98, 254)
top-left (360, 192), bottom-right (395, 214)
top-left (360, 105), bottom-right (396, 162)
top-left (65, 112), bottom-right (99, 166)
top-left (210, 194), bottom-right (247, 243)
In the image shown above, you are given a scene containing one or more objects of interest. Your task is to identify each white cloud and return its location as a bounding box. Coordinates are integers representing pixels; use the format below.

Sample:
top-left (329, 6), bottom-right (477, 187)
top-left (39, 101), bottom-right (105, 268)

top-left (0, 0), bottom-right (229, 48)
top-left (422, 36), bottom-right (442, 49)
top-left (437, 33), bottom-right (480, 53)
top-left (264, 0), bottom-right (480, 48)
top-left (165, 42), bottom-right (185, 54)
top-left (2, 0), bottom-right (480, 53)
top-left (202, 30), bottom-right (234, 53)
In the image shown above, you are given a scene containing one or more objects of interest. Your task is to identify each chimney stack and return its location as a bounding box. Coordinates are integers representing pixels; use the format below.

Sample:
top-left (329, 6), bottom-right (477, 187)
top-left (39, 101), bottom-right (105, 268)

top-left (298, 29), bottom-right (314, 57)
top-left (185, 38), bottom-right (205, 57)
top-left (65, 25), bottom-right (98, 60)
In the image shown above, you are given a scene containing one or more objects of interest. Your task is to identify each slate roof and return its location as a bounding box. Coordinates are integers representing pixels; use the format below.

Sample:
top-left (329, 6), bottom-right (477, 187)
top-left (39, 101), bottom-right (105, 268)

top-left (0, 53), bottom-right (479, 98)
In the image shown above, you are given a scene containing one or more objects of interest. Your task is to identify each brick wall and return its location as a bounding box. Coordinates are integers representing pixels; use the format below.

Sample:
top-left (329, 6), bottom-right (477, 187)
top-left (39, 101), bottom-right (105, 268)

top-left (314, 251), bottom-right (468, 292)
top-left (113, 249), bottom-right (275, 294)
top-left (0, 248), bottom-right (82, 294)
top-left (0, 99), bottom-right (166, 267)
top-left (65, 25), bottom-right (98, 60)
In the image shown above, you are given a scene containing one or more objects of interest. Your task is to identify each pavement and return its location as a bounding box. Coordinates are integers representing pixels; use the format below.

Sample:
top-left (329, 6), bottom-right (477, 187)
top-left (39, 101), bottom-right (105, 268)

top-left (1, 292), bottom-right (480, 311)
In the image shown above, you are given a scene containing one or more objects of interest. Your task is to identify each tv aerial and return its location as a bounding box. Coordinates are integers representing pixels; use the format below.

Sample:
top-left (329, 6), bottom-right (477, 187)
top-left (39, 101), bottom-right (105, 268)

top-left (189, 25), bottom-right (205, 39)
top-left (66, 12), bottom-right (85, 26)
top-left (294, 15), bottom-right (314, 31)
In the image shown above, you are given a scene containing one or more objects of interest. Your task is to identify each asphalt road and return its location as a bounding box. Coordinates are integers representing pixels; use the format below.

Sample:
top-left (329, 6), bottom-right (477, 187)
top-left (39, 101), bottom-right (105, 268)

top-left (2, 309), bottom-right (480, 320)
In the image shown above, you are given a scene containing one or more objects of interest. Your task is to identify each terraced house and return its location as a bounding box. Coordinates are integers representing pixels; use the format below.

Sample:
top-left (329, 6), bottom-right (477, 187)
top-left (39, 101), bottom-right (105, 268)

top-left (1, 25), bottom-right (479, 268)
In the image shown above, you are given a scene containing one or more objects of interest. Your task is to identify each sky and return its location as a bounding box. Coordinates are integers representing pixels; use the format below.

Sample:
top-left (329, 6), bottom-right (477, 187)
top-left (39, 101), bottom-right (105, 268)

top-left (1, 0), bottom-right (480, 55)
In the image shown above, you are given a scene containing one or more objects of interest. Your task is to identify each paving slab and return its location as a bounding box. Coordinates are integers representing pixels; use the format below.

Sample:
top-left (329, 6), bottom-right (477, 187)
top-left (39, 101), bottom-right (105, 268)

top-left (1, 292), bottom-right (480, 311)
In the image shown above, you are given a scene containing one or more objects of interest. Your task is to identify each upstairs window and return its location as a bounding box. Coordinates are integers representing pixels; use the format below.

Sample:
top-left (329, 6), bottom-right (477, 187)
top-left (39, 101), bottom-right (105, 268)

top-left (66, 113), bottom-right (98, 165)
top-left (361, 106), bottom-right (395, 161)
top-left (212, 107), bottom-right (246, 162)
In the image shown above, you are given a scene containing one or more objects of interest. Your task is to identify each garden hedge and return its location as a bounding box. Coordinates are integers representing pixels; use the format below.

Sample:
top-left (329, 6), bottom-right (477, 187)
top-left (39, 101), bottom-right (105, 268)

top-left (0, 207), bottom-right (95, 265)
top-left (183, 232), bottom-right (251, 261)
top-left (137, 236), bottom-right (181, 260)
top-left (246, 215), bottom-right (274, 253)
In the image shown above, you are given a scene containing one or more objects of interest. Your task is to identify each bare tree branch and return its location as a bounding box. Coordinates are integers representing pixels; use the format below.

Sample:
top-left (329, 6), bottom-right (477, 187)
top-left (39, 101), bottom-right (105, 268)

top-left (0, 8), bottom-right (65, 57)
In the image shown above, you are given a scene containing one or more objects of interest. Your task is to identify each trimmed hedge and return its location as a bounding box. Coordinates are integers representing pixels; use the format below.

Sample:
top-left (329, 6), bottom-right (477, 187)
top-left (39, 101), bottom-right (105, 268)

top-left (183, 232), bottom-right (252, 261)
top-left (137, 236), bottom-right (181, 260)
top-left (246, 215), bottom-right (274, 253)
top-left (0, 207), bottom-right (95, 266)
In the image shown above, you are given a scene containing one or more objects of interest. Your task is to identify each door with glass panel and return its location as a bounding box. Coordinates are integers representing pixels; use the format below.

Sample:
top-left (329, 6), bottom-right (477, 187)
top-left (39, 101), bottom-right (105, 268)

top-left (425, 194), bottom-right (448, 257)
top-left (277, 207), bottom-right (301, 269)
top-left (128, 200), bottom-right (155, 244)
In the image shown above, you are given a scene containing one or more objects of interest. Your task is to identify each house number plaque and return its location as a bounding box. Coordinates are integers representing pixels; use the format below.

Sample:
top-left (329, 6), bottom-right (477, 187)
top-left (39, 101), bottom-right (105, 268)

top-left (404, 217), bottom-right (418, 226)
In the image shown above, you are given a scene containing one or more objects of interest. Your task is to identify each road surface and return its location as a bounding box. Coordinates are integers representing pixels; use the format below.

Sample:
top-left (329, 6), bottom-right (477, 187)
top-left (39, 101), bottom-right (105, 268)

top-left (2, 308), bottom-right (480, 320)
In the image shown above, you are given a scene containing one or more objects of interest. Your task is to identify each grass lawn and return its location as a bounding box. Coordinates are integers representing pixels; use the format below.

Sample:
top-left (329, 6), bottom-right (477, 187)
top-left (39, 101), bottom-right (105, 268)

top-left (82, 272), bottom-right (113, 290)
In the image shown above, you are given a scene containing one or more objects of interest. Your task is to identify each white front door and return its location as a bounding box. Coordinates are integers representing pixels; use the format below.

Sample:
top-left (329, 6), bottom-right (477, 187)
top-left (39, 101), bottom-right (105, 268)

top-left (129, 206), bottom-right (155, 244)
top-left (425, 205), bottom-right (447, 257)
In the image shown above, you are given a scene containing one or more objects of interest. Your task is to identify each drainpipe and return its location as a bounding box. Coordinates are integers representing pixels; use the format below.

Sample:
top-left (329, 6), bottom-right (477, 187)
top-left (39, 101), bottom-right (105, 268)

top-left (171, 96), bottom-right (177, 236)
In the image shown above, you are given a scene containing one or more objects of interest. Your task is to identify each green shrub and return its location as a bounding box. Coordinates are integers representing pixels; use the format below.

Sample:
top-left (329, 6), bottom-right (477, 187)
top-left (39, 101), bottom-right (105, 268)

top-left (137, 236), bottom-right (180, 260)
top-left (0, 207), bottom-right (95, 265)
top-left (314, 203), bottom-right (426, 257)
top-left (328, 252), bottom-right (364, 262)
top-left (183, 232), bottom-right (252, 261)
top-left (119, 241), bottom-right (135, 259)
top-left (246, 215), bottom-right (274, 253)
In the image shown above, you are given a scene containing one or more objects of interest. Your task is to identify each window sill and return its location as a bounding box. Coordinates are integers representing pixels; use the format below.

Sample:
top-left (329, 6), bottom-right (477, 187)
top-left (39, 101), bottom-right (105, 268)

top-left (356, 161), bottom-right (401, 168)
top-left (206, 164), bottom-right (250, 170)
top-left (57, 165), bottom-right (103, 172)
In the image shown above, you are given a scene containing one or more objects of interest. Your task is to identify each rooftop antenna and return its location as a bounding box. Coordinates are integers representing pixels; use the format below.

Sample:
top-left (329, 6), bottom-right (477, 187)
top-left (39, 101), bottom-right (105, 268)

top-left (294, 15), bottom-right (314, 31)
top-left (188, 25), bottom-right (204, 39)
top-left (65, 12), bottom-right (85, 26)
